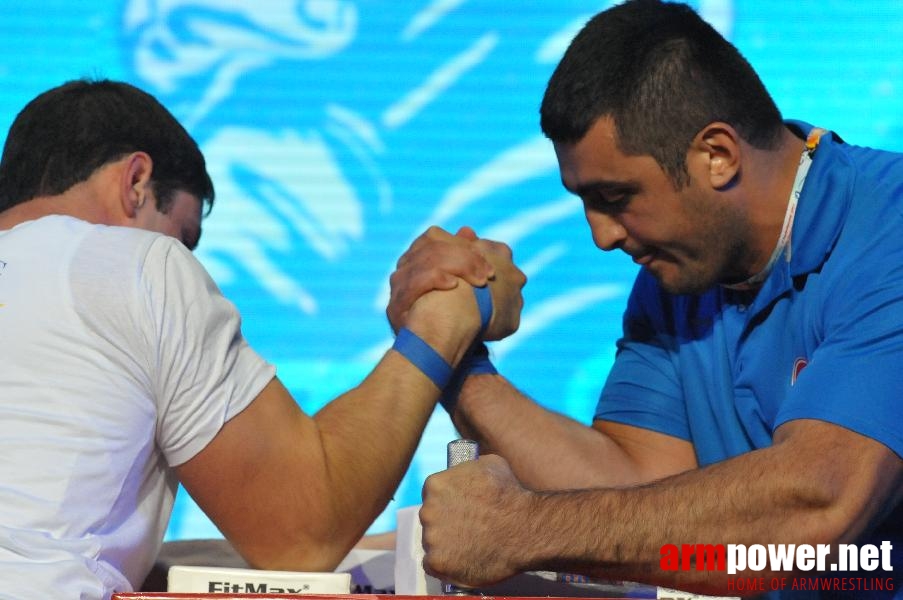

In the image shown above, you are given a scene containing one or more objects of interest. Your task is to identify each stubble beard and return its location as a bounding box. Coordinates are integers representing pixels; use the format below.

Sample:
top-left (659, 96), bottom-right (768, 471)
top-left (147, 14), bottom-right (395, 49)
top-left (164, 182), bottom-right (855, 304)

top-left (653, 206), bottom-right (750, 296)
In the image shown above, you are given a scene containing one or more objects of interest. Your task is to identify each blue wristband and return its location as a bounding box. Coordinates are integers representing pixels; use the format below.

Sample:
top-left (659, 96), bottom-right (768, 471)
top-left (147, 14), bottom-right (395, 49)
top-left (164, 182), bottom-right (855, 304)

top-left (473, 284), bottom-right (492, 334)
top-left (394, 286), bottom-right (494, 396)
top-left (437, 285), bottom-right (497, 412)
top-left (392, 327), bottom-right (453, 390)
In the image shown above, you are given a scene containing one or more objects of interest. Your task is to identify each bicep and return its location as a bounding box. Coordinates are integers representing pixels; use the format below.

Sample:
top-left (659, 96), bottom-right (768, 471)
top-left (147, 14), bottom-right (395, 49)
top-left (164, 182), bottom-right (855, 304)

top-left (174, 377), bottom-right (335, 569)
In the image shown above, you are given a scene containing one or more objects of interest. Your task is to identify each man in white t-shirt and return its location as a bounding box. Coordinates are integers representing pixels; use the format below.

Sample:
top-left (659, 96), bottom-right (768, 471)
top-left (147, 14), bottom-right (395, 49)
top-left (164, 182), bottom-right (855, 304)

top-left (0, 79), bottom-right (526, 599)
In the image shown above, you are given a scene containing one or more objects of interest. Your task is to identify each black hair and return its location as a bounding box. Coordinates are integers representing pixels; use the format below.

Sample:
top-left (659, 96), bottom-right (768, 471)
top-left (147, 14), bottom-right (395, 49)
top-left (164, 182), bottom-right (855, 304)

top-left (540, 0), bottom-right (784, 186)
top-left (0, 78), bottom-right (214, 213)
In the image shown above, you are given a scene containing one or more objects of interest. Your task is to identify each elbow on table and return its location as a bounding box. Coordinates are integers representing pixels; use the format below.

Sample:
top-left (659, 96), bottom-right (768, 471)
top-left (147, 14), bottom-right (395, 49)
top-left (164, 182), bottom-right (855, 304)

top-left (231, 512), bottom-right (364, 573)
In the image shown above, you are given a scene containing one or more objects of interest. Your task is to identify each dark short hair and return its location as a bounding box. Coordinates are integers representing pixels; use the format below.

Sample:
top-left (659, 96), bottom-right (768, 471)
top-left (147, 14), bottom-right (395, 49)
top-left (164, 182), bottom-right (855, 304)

top-left (540, 0), bottom-right (784, 186)
top-left (0, 79), bottom-right (214, 213)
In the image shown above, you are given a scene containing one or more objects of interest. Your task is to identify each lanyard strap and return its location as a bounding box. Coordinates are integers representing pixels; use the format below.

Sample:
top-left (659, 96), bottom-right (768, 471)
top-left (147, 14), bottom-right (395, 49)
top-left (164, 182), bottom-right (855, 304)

top-left (723, 127), bottom-right (827, 291)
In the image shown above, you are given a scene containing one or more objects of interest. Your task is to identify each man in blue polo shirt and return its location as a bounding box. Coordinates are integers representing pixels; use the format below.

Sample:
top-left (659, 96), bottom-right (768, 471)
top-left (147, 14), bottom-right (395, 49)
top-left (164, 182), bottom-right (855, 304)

top-left (599, 119), bottom-right (903, 470)
top-left (386, 1), bottom-right (902, 597)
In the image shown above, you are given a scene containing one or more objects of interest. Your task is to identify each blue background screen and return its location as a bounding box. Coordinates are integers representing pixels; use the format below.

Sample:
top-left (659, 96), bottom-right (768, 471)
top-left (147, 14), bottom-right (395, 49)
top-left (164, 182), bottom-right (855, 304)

top-left (1, 0), bottom-right (901, 539)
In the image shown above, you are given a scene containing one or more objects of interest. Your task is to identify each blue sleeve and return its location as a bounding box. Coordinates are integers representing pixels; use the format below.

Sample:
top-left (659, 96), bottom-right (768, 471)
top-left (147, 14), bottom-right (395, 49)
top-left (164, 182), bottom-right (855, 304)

top-left (595, 270), bottom-right (692, 441)
top-left (775, 260), bottom-right (903, 459)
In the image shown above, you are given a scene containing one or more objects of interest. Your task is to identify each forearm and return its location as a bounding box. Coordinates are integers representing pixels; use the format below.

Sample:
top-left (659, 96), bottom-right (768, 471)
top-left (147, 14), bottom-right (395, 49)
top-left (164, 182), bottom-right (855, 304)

top-left (296, 301), bottom-right (480, 564)
top-left (454, 374), bottom-right (686, 490)
top-left (522, 458), bottom-right (804, 594)
top-left (512, 421), bottom-right (901, 594)
top-left (302, 353), bottom-right (447, 562)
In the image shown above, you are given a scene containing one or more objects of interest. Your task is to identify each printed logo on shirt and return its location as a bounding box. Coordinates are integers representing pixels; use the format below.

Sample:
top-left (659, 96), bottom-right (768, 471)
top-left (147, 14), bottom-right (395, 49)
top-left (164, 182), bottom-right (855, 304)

top-left (791, 357), bottom-right (808, 385)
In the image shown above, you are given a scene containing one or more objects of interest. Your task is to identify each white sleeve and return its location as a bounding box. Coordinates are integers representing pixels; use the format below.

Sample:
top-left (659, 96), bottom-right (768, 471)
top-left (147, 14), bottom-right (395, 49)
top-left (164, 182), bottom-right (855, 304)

top-left (140, 236), bottom-right (276, 467)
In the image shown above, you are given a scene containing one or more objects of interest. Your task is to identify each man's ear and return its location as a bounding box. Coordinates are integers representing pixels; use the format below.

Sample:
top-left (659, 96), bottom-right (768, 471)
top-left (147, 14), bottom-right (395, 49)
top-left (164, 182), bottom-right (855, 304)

top-left (120, 152), bottom-right (154, 218)
top-left (691, 123), bottom-right (741, 190)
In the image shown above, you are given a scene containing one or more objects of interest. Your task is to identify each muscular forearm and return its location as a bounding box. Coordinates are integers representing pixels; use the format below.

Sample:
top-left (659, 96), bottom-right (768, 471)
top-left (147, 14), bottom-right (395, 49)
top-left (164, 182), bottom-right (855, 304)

top-left (287, 293), bottom-right (481, 565)
top-left (454, 374), bottom-right (693, 490)
top-left (510, 420), bottom-right (901, 595)
top-left (305, 354), bottom-right (449, 561)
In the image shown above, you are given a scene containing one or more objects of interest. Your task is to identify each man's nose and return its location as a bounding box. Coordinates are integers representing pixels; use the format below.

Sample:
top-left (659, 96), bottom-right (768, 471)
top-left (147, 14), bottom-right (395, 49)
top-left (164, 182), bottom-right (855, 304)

top-left (585, 210), bottom-right (627, 251)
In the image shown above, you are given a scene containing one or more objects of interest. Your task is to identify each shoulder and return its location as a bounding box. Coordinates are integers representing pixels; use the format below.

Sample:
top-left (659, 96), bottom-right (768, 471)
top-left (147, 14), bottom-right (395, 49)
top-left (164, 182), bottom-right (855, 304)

top-left (59, 219), bottom-right (210, 286)
top-left (38, 218), bottom-right (221, 332)
top-left (1, 215), bottom-right (176, 301)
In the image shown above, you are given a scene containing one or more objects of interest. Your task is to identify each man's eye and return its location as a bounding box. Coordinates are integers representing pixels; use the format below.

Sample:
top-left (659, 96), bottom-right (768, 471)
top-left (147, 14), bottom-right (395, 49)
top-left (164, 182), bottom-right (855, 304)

top-left (586, 192), bottom-right (630, 212)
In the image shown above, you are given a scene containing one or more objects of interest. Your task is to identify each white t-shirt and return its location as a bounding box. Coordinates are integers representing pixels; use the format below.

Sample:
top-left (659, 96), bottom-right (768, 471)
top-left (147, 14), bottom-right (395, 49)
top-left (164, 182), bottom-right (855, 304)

top-left (0, 215), bottom-right (275, 599)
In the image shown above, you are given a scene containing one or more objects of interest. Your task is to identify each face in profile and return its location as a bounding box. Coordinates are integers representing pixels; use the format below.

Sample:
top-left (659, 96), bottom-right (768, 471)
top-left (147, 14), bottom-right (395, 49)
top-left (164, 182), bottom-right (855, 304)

top-left (555, 117), bottom-right (751, 295)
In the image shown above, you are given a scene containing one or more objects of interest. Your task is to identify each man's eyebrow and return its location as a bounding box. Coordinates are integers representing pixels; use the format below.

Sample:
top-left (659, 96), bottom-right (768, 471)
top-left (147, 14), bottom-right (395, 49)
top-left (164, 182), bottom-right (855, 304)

top-left (563, 178), bottom-right (637, 197)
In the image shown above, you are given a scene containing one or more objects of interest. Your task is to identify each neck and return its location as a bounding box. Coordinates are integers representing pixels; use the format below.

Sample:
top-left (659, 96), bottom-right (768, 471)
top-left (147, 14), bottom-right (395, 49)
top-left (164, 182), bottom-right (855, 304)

top-left (0, 197), bottom-right (60, 230)
top-left (0, 196), bottom-right (93, 231)
top-left (0, 177), bottom-right (118, 231)
top-left (739, 127), bottom-right (809, 279)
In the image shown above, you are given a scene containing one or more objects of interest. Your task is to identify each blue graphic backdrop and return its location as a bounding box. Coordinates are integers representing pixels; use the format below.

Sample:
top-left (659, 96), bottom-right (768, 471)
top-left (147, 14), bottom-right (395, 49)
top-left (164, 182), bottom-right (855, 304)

top-left (1, 1), bottom-right (901, 540)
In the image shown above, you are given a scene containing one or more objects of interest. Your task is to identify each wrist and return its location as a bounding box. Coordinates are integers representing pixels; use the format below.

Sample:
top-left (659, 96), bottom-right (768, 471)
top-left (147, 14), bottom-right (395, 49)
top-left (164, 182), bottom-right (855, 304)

top-left (404, 315), bottom-right (478, 369)
top-left (439, 342), bottom-right (497, 414)
top-left (392, 328), bottom-right (455, 390)
top-left (405, 283), bottom-right (490, 367)
top-left (398, 284), bottom-right (494, 394)
top-left (495, 487), bottom-right (546, 573)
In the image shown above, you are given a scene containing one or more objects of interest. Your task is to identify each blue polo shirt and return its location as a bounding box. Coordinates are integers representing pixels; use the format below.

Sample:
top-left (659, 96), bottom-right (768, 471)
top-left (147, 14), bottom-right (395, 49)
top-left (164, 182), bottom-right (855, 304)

top-left (595, 122), bottom-right (902, 597)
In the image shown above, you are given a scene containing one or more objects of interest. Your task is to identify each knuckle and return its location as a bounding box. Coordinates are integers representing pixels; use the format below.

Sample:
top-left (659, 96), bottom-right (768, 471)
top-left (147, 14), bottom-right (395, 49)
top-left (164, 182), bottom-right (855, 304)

top-left (395, 250), bottom-right (411, 267)
top-left (425, 225), bottom-right (446, 239)
top-left (388, 269), bottom-right (402, 287)
top-left (482, 239), bottom-right (513, 258)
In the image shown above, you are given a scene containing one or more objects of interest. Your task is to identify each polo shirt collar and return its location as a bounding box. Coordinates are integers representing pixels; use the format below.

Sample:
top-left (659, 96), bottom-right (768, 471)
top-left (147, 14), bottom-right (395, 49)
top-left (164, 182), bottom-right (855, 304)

top-left (747, 120), bottom-right (853, 313)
